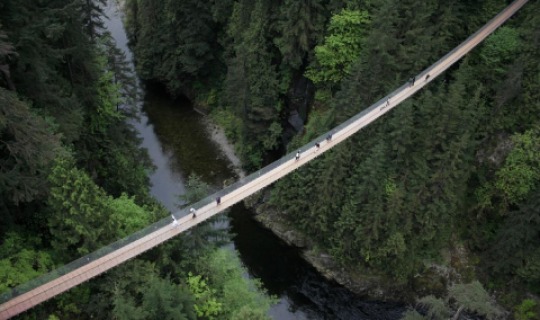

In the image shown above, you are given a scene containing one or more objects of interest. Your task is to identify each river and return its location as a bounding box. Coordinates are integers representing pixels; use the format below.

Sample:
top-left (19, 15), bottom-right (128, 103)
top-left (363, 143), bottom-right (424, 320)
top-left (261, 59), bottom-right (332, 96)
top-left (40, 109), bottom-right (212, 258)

top-left (104, 2), bottom-right (405, 319)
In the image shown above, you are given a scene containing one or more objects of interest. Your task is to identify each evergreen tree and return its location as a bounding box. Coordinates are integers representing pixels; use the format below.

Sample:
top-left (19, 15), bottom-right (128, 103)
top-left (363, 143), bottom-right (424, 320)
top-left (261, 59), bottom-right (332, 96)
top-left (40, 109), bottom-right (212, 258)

top-left (125, 0), bottom-right (218, 96)
top-left (0, 233), bottom-right (54, 294)
top-left (47, 156), bottom-right (151, 257)
top-left (274, 0), bottom-right (326, 70)
top-left (80, 0), bottom-right (107, 41)
top-left (0, 89), bottom-right (60, 231)
top-left (224, 0), bottom-right (282, 168)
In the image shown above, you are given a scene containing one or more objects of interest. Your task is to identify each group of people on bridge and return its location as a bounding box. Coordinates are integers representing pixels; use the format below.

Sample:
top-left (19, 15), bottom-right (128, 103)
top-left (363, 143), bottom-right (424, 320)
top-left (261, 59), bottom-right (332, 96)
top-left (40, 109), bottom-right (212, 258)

top-left (171, 197), bottom-right (222, 225)
top-left (294, 133), bottom-right (333, 162)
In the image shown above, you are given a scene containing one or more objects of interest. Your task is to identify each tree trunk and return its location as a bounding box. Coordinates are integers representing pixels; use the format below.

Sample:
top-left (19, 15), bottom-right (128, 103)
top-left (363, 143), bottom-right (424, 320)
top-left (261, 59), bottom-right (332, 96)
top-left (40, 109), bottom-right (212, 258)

top-left (452, 305), bottom-right (464, 320)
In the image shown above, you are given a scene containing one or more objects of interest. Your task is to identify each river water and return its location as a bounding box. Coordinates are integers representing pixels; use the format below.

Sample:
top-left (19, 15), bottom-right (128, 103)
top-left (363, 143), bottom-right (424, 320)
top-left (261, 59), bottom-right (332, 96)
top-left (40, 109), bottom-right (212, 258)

top-left (104, 2), bottom-right (405, 319)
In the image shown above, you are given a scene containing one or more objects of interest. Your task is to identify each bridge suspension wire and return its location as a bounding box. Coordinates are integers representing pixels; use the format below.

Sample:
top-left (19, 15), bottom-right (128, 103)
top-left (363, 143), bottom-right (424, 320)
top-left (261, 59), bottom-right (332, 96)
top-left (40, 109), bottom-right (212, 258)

top-left (0, 0), bottom-right (529, 318)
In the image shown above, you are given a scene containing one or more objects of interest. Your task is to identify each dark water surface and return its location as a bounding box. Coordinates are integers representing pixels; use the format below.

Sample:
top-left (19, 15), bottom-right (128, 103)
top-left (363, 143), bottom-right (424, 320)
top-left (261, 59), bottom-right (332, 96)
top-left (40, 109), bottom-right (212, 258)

top-left (105, 2), bottom-right (405, 319)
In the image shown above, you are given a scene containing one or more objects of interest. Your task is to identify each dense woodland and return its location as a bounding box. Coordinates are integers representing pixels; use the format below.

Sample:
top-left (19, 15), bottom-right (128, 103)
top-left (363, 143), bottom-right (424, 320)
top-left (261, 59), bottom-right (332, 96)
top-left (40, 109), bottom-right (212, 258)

top-left (0, 0), bottom-right (539, 319)
top-left (0, 0), bottom-right (272, 319)
top-left (124, 0), bottom-right (540, 318)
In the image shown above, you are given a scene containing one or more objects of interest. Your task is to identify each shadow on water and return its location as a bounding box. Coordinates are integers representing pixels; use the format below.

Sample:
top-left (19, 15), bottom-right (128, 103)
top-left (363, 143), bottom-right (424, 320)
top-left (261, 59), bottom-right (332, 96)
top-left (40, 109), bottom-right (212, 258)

top-left (229, 203), bottom-right (405, 320)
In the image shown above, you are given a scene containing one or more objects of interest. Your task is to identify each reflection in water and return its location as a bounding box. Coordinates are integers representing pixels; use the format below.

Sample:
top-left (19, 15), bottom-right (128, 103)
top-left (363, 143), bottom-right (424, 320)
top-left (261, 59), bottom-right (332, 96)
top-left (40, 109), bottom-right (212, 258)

top-left (104, 2), bottom-right (405, 319)
top-left (142, 84), bottom-right (233, 188)
top-left (230, 204), bottom-right (405, 320)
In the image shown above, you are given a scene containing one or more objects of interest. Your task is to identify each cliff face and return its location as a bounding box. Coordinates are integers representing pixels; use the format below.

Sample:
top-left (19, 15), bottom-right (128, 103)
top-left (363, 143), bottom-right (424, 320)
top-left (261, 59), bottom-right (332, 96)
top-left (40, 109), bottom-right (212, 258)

top-left (250, 196), bottom-right (474, 304)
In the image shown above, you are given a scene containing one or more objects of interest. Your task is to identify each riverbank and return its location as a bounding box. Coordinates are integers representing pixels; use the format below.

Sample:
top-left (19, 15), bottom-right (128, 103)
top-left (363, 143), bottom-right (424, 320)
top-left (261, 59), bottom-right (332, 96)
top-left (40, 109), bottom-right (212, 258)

top-left (201, 118), bottom-right (423, 302)
top-left (251, 201), bottom-right (410, 302)
top-left (202, 116), bottom-right (246, 180)
top-left (249, 197), bottom-right (478, 305)
top-left (200, 116), bottom-right (477, 306)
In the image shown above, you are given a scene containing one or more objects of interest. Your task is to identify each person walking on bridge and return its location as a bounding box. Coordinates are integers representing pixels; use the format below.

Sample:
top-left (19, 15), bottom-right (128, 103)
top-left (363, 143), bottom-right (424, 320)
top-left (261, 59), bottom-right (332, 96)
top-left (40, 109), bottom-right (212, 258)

top-left (295, 150), bottom-right (301, 161)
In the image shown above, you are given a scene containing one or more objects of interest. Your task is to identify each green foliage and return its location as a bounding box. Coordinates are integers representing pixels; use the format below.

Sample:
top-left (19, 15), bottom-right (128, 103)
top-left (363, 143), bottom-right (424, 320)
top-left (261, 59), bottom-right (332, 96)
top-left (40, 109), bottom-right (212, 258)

top-left (2, 0), bottom-right (101, 143)
top-left (47, 156), bottom-right (151, 256)
top-left (223, 0), bottom-right (282, 168)
top-left (47, 156), bottom-right (110, 255)
top-left (89, 54), bottom-right (122, 134)
top-left (166, 174), bottom-right (231, 271)
top-left (140, 276), bottom-right (196, 320)
top-left (401, 310), bottom-right (426, 320)
top-left (516, 248), bottom-right (540, 291)
top-left (272, 0), bottom-right (483, 280)
top-left (230, 307), bottom-right (270, 320)
top-left (2, 0), bottom-right (540, 317)
top-left (274, 0), bottom-right (326, 69)
top-left (0, 88), bottom-right (60, 206)
top-left (480, 26), bottom-right (520, 70)
top-left (448, 281), bottom-right (501, 319)
top-left (112, 294), bottom-right (144, 320)
top-left (417, 295), bottom-right (451, 320)
top-left (113, 275), bottom-right (196, 320)
top-left (125, 0), bottom-right (218, 95)
top-left (494, 128), bottom-right (540, 205)
top-left (194, 249), bottom-right (274, 320)
top-left (314, 88), bottom-right (333, 103)
top-left (514, 299), bottom-right (537, 320)
top-left (474, 127), bottom-right (540, 219)
top-left (0, 233), bottom-right (54, 294)
top-left (180, 173), bottom-right (211, 205)
top-left (107, 194), bottom-right (154, 238)
top-left (404, 281), bottom-right (502, 320)
top-left (187, 273), bottom-right (223, 319)
top-left (262, 121), bottom-right (283, 150)
top-left (305, 9), bottom-right (370, 86)
top-left (210, 107), bottom-right (243, 143)
top-left (111, 250), bottom-right (272, 320)
top-left (53, 285), bottom-right (92, 318)
top-left (485, 185), bottom-right (540, 292)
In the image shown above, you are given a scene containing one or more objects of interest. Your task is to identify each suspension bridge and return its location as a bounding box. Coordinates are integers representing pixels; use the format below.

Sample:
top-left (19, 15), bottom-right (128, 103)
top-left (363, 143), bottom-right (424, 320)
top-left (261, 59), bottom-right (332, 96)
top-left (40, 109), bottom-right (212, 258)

top-left (0, 0), bottom-right (529, 318)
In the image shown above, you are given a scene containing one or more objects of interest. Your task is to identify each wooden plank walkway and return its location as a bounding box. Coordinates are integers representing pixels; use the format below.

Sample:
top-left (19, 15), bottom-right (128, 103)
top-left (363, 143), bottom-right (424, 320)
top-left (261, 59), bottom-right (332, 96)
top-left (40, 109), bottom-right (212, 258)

top-left (0, 0), bottom-right (529, 318)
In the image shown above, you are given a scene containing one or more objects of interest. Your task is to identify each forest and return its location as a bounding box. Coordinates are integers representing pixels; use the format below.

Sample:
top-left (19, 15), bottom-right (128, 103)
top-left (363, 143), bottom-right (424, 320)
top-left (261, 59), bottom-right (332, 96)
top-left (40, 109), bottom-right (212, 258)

top-left (0, 0), bottom-right (273, 319)
top-left (123, 0), bottom-right (540, 319)
top-left (0, 0), bottom-right (539, 319)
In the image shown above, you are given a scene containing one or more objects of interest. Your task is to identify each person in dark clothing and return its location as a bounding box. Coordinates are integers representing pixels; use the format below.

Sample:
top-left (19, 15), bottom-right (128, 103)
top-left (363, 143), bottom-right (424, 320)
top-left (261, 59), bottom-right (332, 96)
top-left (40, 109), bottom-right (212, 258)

top-left (216, 197), bottom-right (221, 205)
top-left (425, 74), bottom-right (430, 82)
